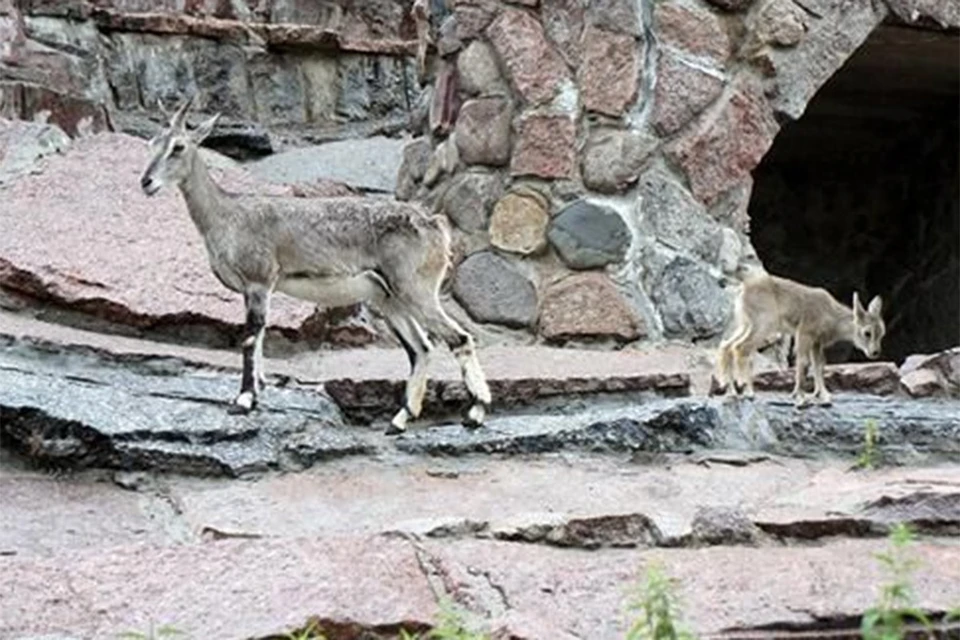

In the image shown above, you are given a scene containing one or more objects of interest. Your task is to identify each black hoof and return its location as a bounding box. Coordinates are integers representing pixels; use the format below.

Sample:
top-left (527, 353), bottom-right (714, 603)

top-left (384, 423), bottom-right (406, 436)
top-left (709, 380), bottom-right (727, 396)
top-left (461, 403), bottom-right (487, 430)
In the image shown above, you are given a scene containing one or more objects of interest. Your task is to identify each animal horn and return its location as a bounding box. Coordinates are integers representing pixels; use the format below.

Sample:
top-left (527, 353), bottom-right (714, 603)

top-left (171, 95), bottom-right (195, 129)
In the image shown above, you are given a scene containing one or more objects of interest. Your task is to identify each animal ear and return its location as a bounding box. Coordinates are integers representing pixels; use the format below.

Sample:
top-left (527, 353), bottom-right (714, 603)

top-left (852, 292), bottom-right (864, 320)
top-left (170, 95), bottom-right (195, 130)
top-left (868, 295), bottom-right (883, 316)
top-left (192, 113), bottom-right (220, 145)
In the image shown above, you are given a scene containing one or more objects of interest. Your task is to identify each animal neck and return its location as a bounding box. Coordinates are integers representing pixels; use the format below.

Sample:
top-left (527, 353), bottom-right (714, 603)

top-left (178, 152), bottom-right (229, 235)
top-left (832, 304), bottom-right (857, 345)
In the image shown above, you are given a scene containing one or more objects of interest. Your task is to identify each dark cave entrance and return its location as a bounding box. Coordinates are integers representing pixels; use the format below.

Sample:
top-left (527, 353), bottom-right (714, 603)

top-left (749, 24), bottom-right (959, 364)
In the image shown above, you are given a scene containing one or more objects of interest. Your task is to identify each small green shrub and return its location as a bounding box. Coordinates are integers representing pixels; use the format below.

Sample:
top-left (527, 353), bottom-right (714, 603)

top-left (285, 619), bottom-right (328, 640)
top-left (399, 600), bottom-right (489, 640)
top-left (855, 419), bottom-right (881, 470)
top-left (625, 563), bottom-right (697, 640)
top-left (861, 523), bottom-right (933, 640)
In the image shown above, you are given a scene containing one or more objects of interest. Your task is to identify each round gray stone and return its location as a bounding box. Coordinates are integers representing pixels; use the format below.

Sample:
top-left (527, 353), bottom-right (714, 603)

top-left (547, 200), bottom-right (631, 269)
top-left (452, 252), bottom-right (538, 328)
top-left (441, 171), bottom-right (504, 232)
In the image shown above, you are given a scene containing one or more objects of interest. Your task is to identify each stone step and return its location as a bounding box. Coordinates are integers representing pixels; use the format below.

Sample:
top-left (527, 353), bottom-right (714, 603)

top-left (2, 332), bottom-right (958, 476)
top-left (1, 532), bottom-right (958, 640)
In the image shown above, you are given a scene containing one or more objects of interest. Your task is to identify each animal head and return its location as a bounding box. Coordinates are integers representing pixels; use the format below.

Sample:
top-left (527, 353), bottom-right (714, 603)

top-left (851, 292), bottom-right (885, 359)
top-left (140, 96), bottom-right (219, 197)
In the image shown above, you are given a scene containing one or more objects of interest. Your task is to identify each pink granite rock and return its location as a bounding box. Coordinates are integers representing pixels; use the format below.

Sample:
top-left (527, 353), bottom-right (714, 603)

top-left (510, 115), bottom-right (576, 179)
top-left (655, 1), bottom-right (732, 64)
top-left (666, 77), bottom-right (779, 205)
top-left (652, 52), bottom-right (725, 136)
top-left (540, 273), bottom-right (644, 343)
top-left (579, 24), bottom-right (640, 116)
top-left (487, 7), bottom-right (570, 106)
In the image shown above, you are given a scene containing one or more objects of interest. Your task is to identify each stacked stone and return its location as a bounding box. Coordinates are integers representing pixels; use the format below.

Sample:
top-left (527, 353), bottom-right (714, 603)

top-left (396, 0), bottom-right (816, 346)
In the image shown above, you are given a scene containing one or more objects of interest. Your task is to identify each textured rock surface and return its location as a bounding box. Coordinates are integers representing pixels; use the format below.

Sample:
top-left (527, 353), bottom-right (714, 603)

top-left (752, 0), bottom-right (807, 47)
top-left (488, 189), bottom-right (550, 255)
top-left (652, 52), bottom-right (725, 136)
top-left (638, 167), bottom-right (722, 261)
top-left (454, 97), bottom-right (512, 166)
top-left (0, 133), bottom-right (330, 343)
top-left (899, 348), bottom-right (960, 398)
top-left (457, 39), bottom-right (507, 97)
top-left (0, 336), bottom-right (350, 476)
top-left (394, 136), bottom-right (432, 200)
top-left (652, 257), bottom-right (729, 338)
top-left (541, 0), bottom-right (586, 67)
top-left (667, 77), bottom-right (779, 205)
top-left (0, 118), bottom-right (71, 185)
top-left (539, 273), bottom-right (644, 343)
top-left (486, 7), bottom-right (569, 105)
top-left (763, 0), bottom-right (887, 119)
top-left (579, 24), bottom-right (640, 116)
top-left (582, 127), bottom-right (657, 194)
top-left (548, 200), bottom-right (631, 269)
top-left (655, 1), bottom-right (731, 64)
top-left (452, 252), bottom-right (538, 328)
top-left (588, 0), bottom-right (641, 36)
top-left (440, 170), bottom-right (504, 232)
top-left (510, 114), bottom-right (576, 178)
top-left (247, 135), bottom-right (407, 193)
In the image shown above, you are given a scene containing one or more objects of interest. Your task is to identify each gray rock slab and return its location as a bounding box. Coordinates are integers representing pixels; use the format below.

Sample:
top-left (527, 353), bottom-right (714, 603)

top-left (2, 334), bottom-right (958, 477)
top-left (0, 335), bottom-right (357, 477)
top-left (247, 135), bottom-right (408, 193)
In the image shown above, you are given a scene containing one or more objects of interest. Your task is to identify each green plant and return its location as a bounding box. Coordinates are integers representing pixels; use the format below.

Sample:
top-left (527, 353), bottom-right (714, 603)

top-left (399, 600), bottom-right (489, 640)
top-left (117, 623), bottom-right (185, 640)
top-left (861, 523), bottom-right (934, 640)
top-left (285, 619), bottom-right (328, 640)
top-left (625, 563), bottom-right (696, 640)
top-left (855, 419), bottom-right (881, 470)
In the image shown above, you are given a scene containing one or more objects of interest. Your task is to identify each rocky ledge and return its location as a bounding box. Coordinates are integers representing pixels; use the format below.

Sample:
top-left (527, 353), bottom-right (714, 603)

top-left (1, 334), bottom-right (957, 477)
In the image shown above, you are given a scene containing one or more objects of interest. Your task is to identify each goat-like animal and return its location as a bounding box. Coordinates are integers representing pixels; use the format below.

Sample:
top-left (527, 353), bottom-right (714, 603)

top-left (140, 97), bottom-right (491, 434)
top-left (716, 266), bottom-right (885, 407)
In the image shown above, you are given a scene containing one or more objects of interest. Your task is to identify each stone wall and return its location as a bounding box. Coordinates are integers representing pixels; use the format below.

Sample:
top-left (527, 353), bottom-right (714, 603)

top-left (0, 0), bottom-right (420, 155)
top-left (397, 0), bottom-right (958, 349)
top-left (1, 0), bottom-right (957, 353)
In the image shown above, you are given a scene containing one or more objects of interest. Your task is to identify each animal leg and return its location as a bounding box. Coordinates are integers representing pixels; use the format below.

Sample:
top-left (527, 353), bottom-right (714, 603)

top-left (733, 340), bottom-right (759, 399)
top-left (384, 314), bottom-right (433, 435)
top-left (812, 344), bottom-right (832, 406)
top-left (253, 308), bottom-right (270, 394)
top-left (231, 285), bottom-right (270, 413)
top-left (730, 323), bottom-right (757, 398)
top-left (412, 301), bottom-right (491, 428)
top-left (792, 334), bottom-right (812, 408)
top-left (775, 333), bottom-right (793, 371)
top-left (716, 322), bottom-right (748, 395)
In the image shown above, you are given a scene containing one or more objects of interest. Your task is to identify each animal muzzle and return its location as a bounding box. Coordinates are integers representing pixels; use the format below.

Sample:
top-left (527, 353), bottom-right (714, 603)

top-left (140, 174), bottom-right (161, 196)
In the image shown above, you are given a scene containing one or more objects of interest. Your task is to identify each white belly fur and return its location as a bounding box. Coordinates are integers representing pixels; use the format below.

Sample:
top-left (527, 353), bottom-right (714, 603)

top-left (276, 274), bottom-right (378, 308)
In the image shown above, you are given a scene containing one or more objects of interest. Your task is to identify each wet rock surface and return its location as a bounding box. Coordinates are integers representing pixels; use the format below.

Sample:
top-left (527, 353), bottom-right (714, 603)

top-left (3, 333), bottom-right (958, 476)
top-left (2, 323), bottom-right (960, 638)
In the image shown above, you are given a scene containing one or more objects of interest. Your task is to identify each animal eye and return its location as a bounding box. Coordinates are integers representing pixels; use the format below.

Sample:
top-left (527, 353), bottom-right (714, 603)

top-left (864, 329), bottom-right (872, 339)
top-left (170, 142), bottom-right (186, 156)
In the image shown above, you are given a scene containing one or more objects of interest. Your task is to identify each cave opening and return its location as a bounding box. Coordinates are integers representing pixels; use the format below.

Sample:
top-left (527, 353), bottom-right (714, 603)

top-left (749, 24), bottom-right (959, 364)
